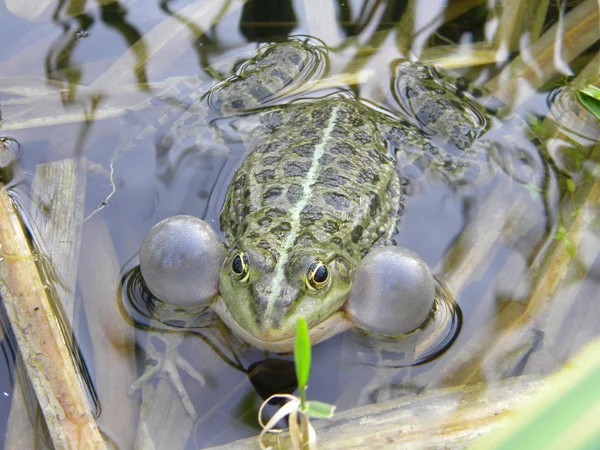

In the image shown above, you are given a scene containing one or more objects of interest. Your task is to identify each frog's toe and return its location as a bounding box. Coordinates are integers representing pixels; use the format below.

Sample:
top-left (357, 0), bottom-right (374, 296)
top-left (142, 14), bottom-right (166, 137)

top-left (347, 246), bottom-right (435, 338)
top-left (130, 333), bottom-right (205, 420)
top-left (140, 215), bottom-right (224, 307)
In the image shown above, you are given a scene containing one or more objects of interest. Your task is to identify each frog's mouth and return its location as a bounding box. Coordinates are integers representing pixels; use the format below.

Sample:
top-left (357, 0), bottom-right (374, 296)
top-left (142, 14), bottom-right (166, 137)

top-left (211, 297), bottom-right (352, 353)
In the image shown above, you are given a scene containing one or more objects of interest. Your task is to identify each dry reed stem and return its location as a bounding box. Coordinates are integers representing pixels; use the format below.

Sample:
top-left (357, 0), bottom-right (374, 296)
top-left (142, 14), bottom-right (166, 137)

top-left (0, 189), bottom-right (105, 450)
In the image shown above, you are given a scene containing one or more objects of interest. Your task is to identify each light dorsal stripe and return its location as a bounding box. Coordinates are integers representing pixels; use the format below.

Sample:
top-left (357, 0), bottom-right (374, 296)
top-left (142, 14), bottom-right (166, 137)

top-left (263, 104), bottom-right (340, 324)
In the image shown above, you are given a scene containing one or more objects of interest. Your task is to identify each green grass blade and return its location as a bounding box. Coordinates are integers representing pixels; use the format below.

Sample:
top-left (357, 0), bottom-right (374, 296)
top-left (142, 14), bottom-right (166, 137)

top-left (471, 337), bottom-right (600, 450)
top-left (305, 401), bottom-right (336, 419)
top-left (294, 317), bottom-right (311, 392)
top-left (579, 85), bottom-right (600, 99)
top-left (577, 85), bottom-right (600, 120)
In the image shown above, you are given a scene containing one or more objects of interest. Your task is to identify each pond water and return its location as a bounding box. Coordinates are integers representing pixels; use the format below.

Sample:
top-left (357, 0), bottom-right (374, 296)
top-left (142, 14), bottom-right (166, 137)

top-left (0, 0), bottom-right (599, 448)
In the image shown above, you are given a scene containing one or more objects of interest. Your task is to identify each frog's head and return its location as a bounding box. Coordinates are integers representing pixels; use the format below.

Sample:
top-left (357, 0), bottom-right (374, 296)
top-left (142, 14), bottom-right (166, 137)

top-left (217, 241), bottom-right (354, 349)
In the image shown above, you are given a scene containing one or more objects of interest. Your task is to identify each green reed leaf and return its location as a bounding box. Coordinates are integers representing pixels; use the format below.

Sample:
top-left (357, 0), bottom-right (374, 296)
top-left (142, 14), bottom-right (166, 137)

top-left (577, 85), bottom-right (600, 121)
top-left (304, 401), bottom-right (336, 419)
top-left (294, 317), bottom-right (311, 393)
top-left (471, 338), bottom-right (600, 450)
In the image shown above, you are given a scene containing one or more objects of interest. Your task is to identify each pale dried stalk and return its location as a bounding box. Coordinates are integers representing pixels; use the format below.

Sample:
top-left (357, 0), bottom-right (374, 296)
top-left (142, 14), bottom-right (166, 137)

top-left (0, 189), bottom-right (105, 450)
top-left (491, 0), bottom-right (547, 52)
top-left (6, 158), bottom-right (87, 449)
top-left (79, 217), bottom-right (137, 450)
top-left (435, 138), bottom-right (600, 388)
top-left (208, 376), bottom-right (544, 450)
top-left (434, 187), bottom-right (529, 295)
top-left (519, 151), bottom-right (600, 325)
top-left (90, 0), bottom-right (249, 89)
top-left (485, 0), bottom-right (599, 105)
top-left (31, 159), bottom-right (86, 324)
top-left (421, 42), bottom-right (498, 69)
top-left (303, 0), bottom-right (342, 47)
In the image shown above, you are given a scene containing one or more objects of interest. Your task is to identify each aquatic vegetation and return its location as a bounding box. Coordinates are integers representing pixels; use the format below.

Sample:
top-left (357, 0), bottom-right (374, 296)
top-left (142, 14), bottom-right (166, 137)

top-left (258, 317), bottom-right (335, 450)
top-left (0, 0), bottom-right (598, 448)
top-left (577, 85), bottom-right (600, 121)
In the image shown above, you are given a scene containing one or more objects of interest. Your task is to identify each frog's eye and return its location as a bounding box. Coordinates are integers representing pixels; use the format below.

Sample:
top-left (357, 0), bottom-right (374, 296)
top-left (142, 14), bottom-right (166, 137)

top-left (231, 252), bottom-right (250, 282)
top-left (306, 260), bottom-right (329, 290)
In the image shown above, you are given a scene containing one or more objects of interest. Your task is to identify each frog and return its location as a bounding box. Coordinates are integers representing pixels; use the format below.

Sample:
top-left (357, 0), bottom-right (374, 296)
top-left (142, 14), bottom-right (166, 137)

top-left (138, 37), bottom-right (522, 354)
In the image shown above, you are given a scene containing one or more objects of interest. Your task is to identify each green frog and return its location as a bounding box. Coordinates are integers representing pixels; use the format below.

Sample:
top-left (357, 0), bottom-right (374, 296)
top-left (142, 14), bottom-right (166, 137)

top-left (139, 38), bottom-right (521, 353)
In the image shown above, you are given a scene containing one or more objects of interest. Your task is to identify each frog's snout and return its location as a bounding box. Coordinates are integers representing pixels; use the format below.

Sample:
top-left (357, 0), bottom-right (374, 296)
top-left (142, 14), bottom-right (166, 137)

top-left (251, 283), bottom-right (301, 339)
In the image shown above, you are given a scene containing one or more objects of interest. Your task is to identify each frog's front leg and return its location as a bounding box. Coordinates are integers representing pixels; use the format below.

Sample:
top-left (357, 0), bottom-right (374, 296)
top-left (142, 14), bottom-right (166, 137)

top-left (129, 310), bottom-right (206, 419)
top-left (346, 247), bottom-right (436, 339)
top-left (137, 215), bottom-right (224, 418)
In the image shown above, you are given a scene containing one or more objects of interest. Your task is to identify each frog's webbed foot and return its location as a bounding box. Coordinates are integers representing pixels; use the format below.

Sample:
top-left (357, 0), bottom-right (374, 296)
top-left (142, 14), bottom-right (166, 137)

top-left (346, 246), bottom-right (436, 338)
top-left (207, 39), bottom-right (327, 117)
top-left (115, 80), bottom-right (203, 158)
top-left (130, 330), bottom-right (206, 420)
top-left (380, 63), bottom-right (499, 187)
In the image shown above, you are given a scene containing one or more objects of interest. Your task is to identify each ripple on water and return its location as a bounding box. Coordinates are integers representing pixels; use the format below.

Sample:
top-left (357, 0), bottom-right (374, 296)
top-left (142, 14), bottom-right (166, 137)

top-left (351, 277), bottom-right (462, 369)
top-left (206, 36), bottom-right (330, 113)
top-left (548, 86), bottom-right (600, 143)
top-left (0, 136), bottom-right (20, 184)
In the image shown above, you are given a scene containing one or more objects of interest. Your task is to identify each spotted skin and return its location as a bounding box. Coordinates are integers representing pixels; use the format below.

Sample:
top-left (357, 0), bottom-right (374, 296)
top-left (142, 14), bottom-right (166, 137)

top-left (219, 98), bottom-right (402, 340)
top-left (214, 41), bottom-right (514, 344)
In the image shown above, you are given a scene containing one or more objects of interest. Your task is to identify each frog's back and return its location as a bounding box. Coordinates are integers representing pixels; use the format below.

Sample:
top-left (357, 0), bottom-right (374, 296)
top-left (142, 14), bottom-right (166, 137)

top-left (221, 98), bottom-right (402, 263)
top-left (216, 42), bottom-right (404, 343)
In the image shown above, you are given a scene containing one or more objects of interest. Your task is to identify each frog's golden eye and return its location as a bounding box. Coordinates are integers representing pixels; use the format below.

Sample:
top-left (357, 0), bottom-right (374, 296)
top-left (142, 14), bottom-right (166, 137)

top-left (306, 260), bottom-right (329, 290)
top-left (231, 252), bottom-right (249, 282)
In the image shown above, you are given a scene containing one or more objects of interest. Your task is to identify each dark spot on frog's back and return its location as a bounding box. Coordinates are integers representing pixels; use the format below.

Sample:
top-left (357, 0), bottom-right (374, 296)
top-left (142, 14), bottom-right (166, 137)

top-left (369, 194), bottom-right (380, 216)
top-left (265, 208), bottom-right (287, 218)
top-left (300, 205), bottom-right (323, 226)
top-left (319, 153), bottom-right (335, 166)
top-left (262, 155), bottom-right (280, 166)
top-left (337, 158), bottom-right (353, 172)
top-left (286, 184), bottom-right (303, 204)
top-left (354, 131), bottom-right (371, 144)
top-left (284, 161), bottom-right (311, 177)
top-left (323, 220), bottom-right (339, 234)
top-left (231, 99), bottom-right (245, 110)
top-left (263, 187), bottom-right (282, 202)
top-left (311, 108), bottom-right (325, 119)
top-left (270, 68), bottom-right (292, 85)
top-left (294, 232), bottom-right (316, 247)
top-left (292, 145), bottom-right (314, 158)
top-left (318, 168), bottom-right (347, 187)
top-left (255, 169), bottom-right (275, 183)
top-left (357, 168), bottom-right (379, 184)
top-left (233, 174), bottom-right (247, 190)
top-left (330, 143), bottom-right (353, 156)
top-left (247, 81), bottom-right (273, 103)
top-left (257, 217), bottom-right (272, 228)
top-left (323, 192), bottom-right (351, 211)
top-left (351, 225), bottom-right (363, 243)
top-left (352, 117), bottom-right (364, 127)
top-left (257, 240), bottom-right (280, 261)
top-left (241, 205), bottom-right (253, 219)
top-left (271, 222), bottom-right (291, 238)
top-left (240, 221), bottom-right (249, 235)
top-left (260, 112), bottom-right (284, 131)
top-left (416, 101), bottom-right (444, 126)
top-left (332, 125), bottom-right (346, 138)
top-left (471, 87), bottom-right (483, 98)
top-left (331, 236), bottom-right (344, 250)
